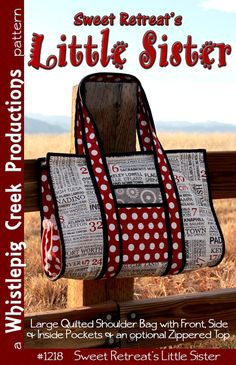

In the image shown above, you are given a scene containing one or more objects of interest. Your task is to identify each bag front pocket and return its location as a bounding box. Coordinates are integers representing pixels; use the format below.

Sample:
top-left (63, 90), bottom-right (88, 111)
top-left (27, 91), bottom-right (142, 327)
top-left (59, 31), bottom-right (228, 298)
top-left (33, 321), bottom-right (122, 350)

top-left (117, 206), bottom-right (170, 277)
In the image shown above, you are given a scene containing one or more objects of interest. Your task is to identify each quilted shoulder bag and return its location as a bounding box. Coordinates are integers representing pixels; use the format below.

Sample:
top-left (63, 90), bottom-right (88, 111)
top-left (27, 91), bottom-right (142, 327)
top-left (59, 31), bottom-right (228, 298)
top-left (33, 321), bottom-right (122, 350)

top-left (38, 73), bottom-right (224, 281)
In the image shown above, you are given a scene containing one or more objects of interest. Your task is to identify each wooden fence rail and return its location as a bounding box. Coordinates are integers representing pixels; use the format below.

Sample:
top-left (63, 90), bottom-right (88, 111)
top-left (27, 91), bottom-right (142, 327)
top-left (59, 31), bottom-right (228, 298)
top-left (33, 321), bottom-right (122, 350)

top-left (24, 288), bottom-right (236, 348)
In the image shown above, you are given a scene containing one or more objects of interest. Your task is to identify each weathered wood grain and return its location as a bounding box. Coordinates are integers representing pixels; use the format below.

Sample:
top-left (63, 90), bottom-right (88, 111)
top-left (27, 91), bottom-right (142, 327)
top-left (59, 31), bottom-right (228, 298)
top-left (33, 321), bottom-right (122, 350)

top-left (119, 288), bottom-right (236, 348)
top-left (24, 289), bottom-right (236, 348)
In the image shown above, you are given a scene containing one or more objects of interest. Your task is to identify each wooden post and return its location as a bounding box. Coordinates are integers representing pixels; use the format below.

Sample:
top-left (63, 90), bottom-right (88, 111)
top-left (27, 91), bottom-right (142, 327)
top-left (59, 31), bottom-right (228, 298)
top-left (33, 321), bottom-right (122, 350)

top-left (67, 81), bottom-right (137, 307)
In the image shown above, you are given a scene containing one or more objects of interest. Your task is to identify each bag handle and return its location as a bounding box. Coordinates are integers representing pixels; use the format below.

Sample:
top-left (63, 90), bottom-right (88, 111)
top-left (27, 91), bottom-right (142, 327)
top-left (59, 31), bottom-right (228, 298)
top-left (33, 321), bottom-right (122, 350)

top-left (75, 74), bottom-right (155, 155)
top-left (75, 73), bottom-right (185, 277)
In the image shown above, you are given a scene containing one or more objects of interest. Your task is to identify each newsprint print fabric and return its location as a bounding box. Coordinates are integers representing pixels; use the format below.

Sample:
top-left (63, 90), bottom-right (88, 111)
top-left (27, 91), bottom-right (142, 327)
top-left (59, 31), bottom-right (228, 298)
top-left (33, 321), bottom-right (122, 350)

top-left (38, 73), bottom-right (224, 281)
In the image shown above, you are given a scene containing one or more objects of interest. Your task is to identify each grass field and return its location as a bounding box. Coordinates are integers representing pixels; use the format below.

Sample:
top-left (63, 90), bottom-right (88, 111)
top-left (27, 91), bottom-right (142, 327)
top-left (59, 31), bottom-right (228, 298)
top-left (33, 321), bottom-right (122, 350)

top-left (24, 132), bottom-right (236, 348)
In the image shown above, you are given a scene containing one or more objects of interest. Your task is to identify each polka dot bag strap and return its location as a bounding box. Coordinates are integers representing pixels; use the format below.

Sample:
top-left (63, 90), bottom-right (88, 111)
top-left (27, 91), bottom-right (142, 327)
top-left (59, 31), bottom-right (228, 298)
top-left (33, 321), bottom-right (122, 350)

top-left (136, 83), bottom-right (185, 275)
top-left (76, 78), bottom-right (124, 279)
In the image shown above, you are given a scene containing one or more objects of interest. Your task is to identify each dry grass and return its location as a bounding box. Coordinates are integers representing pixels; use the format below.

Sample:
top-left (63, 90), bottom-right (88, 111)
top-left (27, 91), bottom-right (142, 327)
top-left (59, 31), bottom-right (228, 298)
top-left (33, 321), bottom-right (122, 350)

top-left (25, 134), bottom-right (70, 158)
top-left (158, 132), bottom-right (236, 151)
top-left (24, 132), bottom-right (236, 159)
top-left (24, 132), bottom-right (236, 347)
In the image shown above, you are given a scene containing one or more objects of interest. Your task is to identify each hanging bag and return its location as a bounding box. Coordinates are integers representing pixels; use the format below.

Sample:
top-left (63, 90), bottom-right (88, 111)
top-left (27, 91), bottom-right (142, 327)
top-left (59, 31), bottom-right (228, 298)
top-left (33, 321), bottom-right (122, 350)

top-left (38, 73), bottom-right (224, 280)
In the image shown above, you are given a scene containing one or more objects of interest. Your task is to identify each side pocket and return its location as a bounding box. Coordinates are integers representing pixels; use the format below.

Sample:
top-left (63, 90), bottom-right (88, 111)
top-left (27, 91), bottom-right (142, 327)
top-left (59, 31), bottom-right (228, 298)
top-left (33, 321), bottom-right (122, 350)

top-left (39, 162), bottom-right (64, 281)
top-left (41, 219), bottom-right (63, 279)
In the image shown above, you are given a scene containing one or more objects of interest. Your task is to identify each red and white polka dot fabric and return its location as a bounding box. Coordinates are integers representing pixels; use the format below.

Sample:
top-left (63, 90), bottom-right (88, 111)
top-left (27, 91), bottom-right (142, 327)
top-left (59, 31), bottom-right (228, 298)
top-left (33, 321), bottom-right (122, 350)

top-left (118, 207), bottom-right (169, 265)
top-left (77, 96), bottom-right (122, 279)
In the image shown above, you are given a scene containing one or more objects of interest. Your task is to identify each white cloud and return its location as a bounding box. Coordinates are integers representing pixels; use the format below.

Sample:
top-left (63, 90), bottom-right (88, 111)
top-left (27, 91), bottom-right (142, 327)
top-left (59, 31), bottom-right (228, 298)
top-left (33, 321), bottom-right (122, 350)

top-left (201, 0), bottom-right (236, 13)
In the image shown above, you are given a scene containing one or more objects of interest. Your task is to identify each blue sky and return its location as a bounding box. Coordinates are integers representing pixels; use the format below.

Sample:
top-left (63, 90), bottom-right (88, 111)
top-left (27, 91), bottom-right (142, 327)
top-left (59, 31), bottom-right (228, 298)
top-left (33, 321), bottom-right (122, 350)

top-left (25, 0), bottom-right (236, 125)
